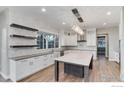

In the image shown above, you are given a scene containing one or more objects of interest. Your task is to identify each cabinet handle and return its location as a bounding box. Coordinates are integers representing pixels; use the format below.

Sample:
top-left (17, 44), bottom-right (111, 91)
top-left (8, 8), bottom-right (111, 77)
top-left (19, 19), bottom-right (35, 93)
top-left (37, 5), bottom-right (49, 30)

top-left (29, 62), bottom-right (33, 65)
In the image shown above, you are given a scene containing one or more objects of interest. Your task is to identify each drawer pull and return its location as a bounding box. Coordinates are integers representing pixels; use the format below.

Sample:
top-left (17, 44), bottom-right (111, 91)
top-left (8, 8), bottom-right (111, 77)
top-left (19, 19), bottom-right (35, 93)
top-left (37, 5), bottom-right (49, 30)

top-left (29, 62), bottom-right (33, 65)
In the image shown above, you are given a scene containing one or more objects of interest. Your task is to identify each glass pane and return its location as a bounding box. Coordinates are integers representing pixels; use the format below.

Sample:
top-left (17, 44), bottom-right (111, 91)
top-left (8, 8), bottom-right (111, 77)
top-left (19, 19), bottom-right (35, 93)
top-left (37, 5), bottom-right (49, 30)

top-left (37, 35), bottom-right (40, 48)
top-left (48, 34), bottom-right (54, 48)
top-left (97, 37), bottom-right (105, 48)
top-left (55, 35), bottom-right (59, 48)
top-left (39, 34), bottom-right (43, 49)
top-left (37, 34), bottom-right (44, 49)
top-left (44, 38), bottom-right (46, 49)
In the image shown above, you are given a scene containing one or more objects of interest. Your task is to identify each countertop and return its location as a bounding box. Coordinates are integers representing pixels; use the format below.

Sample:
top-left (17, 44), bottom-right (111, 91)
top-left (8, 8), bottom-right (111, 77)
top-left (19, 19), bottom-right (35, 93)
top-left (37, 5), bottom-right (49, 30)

top-left (65, 49), bottom-right (97, 52)
top-left (10, 47), bottom-right (96, 61)
top-left (55, 51), bottom-right (93, 66)
top-left (10, 48), bottom-right (64, 61)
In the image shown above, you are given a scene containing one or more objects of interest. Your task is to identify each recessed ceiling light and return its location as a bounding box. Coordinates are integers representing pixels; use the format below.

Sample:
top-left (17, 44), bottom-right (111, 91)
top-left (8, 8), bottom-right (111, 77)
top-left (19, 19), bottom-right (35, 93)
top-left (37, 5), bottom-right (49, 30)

top-left (62, 22), bottom-right (66, 25)
top-left (103, 23), bottom-right (107, 25)
top-left (41, 8), bottom-right (46, 12)
top-left (107, 11), bottom-right (111, 15)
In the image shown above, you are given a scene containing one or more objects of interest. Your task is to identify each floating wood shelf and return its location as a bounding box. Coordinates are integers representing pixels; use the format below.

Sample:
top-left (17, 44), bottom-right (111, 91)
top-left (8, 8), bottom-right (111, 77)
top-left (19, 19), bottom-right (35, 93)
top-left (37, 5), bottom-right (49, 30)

top-left (10, 23), bottom-right (38, 32)
top-left (77, 40), bottom-right (87, 42)
top-left (10, 34), bottom-right (37, 39)
top-left (10, 45), bottom-right (38, 48)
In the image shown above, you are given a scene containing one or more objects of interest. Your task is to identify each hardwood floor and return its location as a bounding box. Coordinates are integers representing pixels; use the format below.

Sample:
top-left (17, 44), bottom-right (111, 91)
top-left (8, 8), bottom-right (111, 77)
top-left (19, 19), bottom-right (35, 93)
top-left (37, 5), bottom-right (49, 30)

top-left (20, 56), bottom-right (120, 82)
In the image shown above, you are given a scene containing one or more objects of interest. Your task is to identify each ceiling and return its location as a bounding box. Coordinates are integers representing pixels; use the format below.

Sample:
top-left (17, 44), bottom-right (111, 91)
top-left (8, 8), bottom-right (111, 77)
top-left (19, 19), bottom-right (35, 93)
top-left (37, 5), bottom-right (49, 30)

top-left (0, 6), bottom-right (121, 31)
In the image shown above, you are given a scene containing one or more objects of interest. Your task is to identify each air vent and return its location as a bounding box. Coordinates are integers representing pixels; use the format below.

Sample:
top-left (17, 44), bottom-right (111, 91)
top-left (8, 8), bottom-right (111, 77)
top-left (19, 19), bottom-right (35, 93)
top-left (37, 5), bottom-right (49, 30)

top-left (78, 17), bottom-right (83, 22)
top-left (72, 8), bottom-right (80, 17)
top-left (72, 8), bottom-right (83, 23)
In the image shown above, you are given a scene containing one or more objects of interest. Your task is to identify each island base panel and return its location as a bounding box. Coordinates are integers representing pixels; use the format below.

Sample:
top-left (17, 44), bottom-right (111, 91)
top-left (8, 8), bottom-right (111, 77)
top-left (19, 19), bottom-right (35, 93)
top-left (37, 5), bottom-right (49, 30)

top-left (64, 63), bottom-right (84, 78)
top-left (55, 61), bottom-right (59, 82)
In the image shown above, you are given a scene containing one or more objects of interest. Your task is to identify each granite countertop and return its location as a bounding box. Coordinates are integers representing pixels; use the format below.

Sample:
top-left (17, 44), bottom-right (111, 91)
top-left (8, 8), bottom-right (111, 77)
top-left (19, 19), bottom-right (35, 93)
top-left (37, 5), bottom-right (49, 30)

top-left (10, 51), bottom-right (53, 61)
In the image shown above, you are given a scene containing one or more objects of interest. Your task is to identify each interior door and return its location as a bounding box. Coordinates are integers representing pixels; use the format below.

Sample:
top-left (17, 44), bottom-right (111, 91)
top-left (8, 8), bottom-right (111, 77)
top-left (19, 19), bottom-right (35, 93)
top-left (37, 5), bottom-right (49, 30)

top-left (97, 36), bottom-right (106, 56)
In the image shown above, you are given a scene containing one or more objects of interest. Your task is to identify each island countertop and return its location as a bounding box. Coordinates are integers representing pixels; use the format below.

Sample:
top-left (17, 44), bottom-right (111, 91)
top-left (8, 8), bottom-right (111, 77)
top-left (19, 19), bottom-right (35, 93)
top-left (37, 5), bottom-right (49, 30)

top-left (55, 51), bottom-right (93, 66)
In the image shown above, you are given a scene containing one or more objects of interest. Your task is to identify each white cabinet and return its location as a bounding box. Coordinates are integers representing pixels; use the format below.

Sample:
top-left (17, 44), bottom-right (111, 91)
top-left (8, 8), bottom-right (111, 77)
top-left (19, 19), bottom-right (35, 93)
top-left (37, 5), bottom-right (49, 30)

top-left (91, 51), bottom-right (97, 60)
top-left (10, 53), bottom-right (55, 81)
top-left (16, 59), bottom-right (30, 81)
top-left (86, 28), bottom-right (96, 46)
top-left (10, 59), bottom-right (30, 81)
top-left (31, 56), bottom-right (44, 73)
top-left (54, 52), bottom-right (60, 58)
top-left (64, 50), bottom-right (71, 55)
top-left (61, 32), bottom-right (77, 46)
top-left (45, 54), bottom-right (54, 66)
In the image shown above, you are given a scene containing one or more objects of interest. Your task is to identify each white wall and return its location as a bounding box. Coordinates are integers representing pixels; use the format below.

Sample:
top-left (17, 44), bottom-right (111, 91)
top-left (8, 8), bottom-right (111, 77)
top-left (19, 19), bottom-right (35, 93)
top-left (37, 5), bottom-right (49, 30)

top-left (120, 6), bottom-right (124, 81)
top-left (0, 15), bottom-right (1, 71)
top-left (97, 27), bottom-right (119, 61)
top-left (0, 15), bottom-right (1, 72)
top-left (0, 8), bottom-right (9, 79)
top-left (7, 7), bottom-right (59, 58)
top-left (9, 7), bottom-right (58, 34)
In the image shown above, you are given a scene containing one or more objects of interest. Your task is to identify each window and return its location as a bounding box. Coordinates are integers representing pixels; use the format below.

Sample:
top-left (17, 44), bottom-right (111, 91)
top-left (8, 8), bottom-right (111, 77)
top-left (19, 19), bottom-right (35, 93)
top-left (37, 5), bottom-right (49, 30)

top-left (44, 38), bottom-right (46, 49)
top-left (37, 31), bottom-right (59, 49)
top-left (37, 33), bottom-right (44, 49)
top-left (55, 35), bottom-right (59, 48)
top-left (45, 34), bottom-right (55, 48)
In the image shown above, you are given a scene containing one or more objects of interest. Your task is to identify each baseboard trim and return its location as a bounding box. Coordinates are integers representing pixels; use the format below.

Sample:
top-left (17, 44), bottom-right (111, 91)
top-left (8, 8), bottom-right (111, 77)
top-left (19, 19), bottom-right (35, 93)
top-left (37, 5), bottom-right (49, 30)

top-left (109, 58), bottom-right (116, 61)
top-left (120, 75), bottom-right (124, 81)
top-left (0, 72), bottom-right (9, 80)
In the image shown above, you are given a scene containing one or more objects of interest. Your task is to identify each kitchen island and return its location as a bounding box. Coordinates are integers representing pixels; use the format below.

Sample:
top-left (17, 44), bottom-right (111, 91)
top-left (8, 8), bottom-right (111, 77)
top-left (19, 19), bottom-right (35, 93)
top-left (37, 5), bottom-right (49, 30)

top-left (54, 51), bottom-right (93, 82)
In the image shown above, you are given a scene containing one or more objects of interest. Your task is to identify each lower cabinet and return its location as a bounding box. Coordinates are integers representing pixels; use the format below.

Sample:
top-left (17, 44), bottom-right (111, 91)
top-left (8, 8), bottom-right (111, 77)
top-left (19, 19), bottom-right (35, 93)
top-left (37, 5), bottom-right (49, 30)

top-left (10, 59), bottom-right (30, 81)
top-left (16, 59), bottom-right (31, 81)
top-left (10, 53), bottom-right (55, 81)
top-left (53, 52), bottom-right (60, 58)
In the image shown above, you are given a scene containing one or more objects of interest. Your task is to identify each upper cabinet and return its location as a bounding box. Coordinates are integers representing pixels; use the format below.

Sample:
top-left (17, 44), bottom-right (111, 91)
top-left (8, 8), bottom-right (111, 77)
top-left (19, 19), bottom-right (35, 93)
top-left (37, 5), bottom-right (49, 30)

top-left (86, 28), bottom-right (96, 46)
top-left (60, 31), bottom-right (77, 46)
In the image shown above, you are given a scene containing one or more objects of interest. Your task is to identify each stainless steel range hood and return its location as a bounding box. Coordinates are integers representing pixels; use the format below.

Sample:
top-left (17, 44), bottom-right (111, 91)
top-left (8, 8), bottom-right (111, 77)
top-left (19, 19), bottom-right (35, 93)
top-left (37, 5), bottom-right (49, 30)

top-left (77, 31), bottom-right (87, 42)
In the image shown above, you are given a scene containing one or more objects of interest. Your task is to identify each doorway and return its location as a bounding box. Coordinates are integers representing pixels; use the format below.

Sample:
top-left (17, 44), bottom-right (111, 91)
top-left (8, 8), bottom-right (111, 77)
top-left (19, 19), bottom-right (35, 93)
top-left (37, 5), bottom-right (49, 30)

top-left (97, 35), bottom-right (108, 58)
